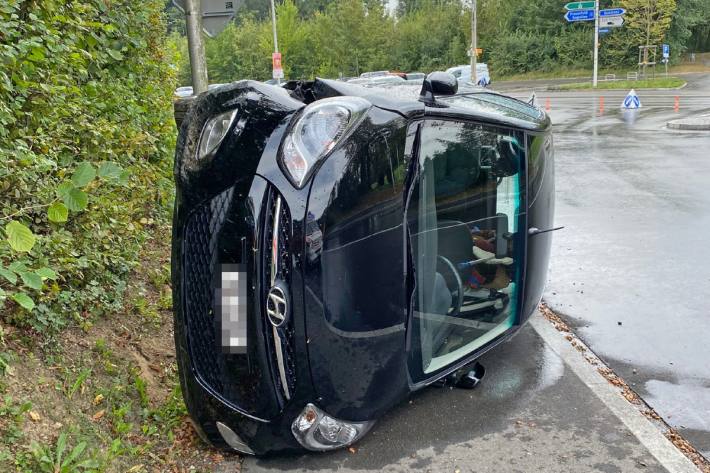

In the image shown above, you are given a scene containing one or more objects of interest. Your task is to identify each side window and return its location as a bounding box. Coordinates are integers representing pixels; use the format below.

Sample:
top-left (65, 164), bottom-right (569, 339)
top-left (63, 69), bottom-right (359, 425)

top-left (407, 120), bottom-right (525, 378)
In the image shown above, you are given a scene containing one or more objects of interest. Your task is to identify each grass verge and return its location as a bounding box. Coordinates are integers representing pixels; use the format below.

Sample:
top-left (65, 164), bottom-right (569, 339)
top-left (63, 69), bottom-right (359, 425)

top-left (551, 77), bottom-right (686, 90)
top-left (0, 223), bottom-right (236, 472)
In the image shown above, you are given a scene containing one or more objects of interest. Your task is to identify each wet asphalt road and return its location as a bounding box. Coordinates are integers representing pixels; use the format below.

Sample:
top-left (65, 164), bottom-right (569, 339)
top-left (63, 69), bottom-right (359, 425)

top-left (239, 321), bottom-right (668, 473)
top-left (506, 73), bottom-right (710, 458)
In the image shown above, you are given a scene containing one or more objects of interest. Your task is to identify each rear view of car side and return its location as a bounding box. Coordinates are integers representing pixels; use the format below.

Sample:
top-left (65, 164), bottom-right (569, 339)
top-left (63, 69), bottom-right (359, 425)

top-left (172, 77), bottom-right (554, 455)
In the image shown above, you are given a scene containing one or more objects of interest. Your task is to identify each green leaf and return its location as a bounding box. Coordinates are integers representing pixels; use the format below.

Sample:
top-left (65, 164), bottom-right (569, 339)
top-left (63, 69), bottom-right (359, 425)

top-left (62, 187), bottom-right (89, 212)
top-left (19, 271), bottom-right (42, 290)
top-left (12, 292), bottom-right (35, 311)
top-left (61, 441), bottom-right (86, 468)
top-left (47, 202), bottom-right (68, 223)
top-left (35, 267), bottom-right (57, 280)
top-left (71, 162), bottom-right (96, 187)
top-left (56, 181), bottom-right (74, 200)
top-left (8, 261), bottom-right (27, 273)
top-left (0, 267), bottom-right (17, 284)
top-left (107, 49), bottom-right (124, 60)
top-left (5, 221), bottom-right (36, 252)
top-left (55, 433), bottom-right (67, 466)
top-left (98, 162), bottom-right (123, 179)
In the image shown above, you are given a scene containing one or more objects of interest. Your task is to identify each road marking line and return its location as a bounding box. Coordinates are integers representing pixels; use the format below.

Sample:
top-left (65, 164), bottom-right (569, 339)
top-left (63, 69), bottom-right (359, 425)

top-left (530, 313), bottom-right (700, 473)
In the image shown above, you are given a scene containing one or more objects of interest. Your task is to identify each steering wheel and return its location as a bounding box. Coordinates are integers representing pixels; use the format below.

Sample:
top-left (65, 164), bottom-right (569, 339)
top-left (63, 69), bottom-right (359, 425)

top-left (437, 255), bottom-right (464, 317)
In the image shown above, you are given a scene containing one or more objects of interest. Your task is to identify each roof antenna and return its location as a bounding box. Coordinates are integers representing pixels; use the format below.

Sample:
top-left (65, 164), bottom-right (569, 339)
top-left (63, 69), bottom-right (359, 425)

top-left (527, 91), bottom-right (537, 106)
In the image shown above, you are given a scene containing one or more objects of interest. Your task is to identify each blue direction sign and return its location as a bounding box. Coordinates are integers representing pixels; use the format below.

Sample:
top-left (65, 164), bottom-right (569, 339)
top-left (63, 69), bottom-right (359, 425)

top-left (599, 8), bottom-right (626, 17)
top-left (565, 9), bottom-right (595, 22)
top-left (663, 44), bottom-right (670, 58)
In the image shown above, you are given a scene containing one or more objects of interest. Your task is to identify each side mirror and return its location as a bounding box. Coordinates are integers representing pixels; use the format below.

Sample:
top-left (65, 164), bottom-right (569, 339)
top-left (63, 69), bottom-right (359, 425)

top-left (419, 72), bottom-right (458, 106)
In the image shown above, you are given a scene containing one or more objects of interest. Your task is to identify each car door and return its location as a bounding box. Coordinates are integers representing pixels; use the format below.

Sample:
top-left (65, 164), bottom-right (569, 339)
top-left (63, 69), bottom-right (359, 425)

top-left (406, 118), bottom-right (527, 382)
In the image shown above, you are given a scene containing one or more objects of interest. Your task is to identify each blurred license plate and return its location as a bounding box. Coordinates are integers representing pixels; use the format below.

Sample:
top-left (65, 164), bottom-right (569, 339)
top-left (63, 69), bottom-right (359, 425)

top-left (218, 264), bottom-right (247, 354)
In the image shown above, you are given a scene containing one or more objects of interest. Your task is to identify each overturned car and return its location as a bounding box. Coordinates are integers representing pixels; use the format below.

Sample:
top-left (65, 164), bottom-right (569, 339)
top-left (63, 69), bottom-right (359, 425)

top-left (172, 74), bottom-right (555, 455)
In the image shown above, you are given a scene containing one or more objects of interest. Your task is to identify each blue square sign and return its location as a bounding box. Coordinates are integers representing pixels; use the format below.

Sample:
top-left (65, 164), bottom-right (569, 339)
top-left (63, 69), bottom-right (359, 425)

top-left (663, 44), bottom-right (670, 58)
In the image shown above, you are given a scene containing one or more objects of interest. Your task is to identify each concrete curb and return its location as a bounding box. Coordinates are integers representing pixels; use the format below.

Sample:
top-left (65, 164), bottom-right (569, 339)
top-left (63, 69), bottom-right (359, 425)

top-left (530, 314), bottom-right (700, 473)
top-left (667, 117), bottom-right (710, 130)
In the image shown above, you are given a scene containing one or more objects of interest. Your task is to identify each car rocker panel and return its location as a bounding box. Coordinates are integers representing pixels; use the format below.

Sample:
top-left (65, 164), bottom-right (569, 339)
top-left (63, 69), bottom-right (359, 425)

top-left (172, 75), bottom-right (554, 455)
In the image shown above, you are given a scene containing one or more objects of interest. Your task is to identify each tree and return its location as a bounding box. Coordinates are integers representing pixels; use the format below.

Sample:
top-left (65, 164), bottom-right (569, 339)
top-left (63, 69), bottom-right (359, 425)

top-left (295, 0), bottom-right (339, 17)
top-left (667, 0), bottom-right (710, 58)
top-left (313, 0), bottom-right (394, 77)
top-left (622, 0), bottom-right (677, 48)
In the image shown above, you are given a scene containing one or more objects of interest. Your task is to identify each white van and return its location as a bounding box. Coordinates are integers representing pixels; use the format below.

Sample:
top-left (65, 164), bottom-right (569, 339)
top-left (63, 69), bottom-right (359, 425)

top-left (446, 64), bottom-right (491, 87)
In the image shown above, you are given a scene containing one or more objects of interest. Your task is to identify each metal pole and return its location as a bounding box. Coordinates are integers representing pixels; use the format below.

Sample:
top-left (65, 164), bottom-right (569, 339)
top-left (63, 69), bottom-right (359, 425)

top-left (185, 0), bottom-right (208, 94)
top-left (270, 0), bottom-right (280, 85)
top-left (592, 0), bottom-right (599, 88)
top-left (470, 0), bottom-right (477, 85)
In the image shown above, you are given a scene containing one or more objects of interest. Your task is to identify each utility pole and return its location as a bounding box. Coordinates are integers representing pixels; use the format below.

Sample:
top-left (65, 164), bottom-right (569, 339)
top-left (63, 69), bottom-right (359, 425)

top-left (185, 0), bottom-right (208, 94)
top-left (270, 0), bottom-right (281, 85)
top-left (470, 0), bottom-right (477, 85)
top-left (592, 0), bottom-right (599, 88)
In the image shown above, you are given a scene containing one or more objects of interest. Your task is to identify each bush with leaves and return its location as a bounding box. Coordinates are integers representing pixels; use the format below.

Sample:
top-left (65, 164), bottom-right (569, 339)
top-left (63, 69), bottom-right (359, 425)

top-left (0, 0), bottom-right (176, 334)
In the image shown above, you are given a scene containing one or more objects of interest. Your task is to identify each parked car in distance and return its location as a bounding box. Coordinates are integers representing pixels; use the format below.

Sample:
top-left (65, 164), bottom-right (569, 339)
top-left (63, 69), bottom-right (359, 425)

top-left (172, 72), bottom-right (554, 456)
top-left (446, 64), bottom-right (491, 87)
top-left (348, 75), bottom-right (406, 85)
top-left (173, 83), bottom-right (226, 98)
top-left (174, 86), bottom-right (195, 98)
top-left (404, 72), bottom-right (425, 80)
top-left (359, 70), bottom-right (390, 78)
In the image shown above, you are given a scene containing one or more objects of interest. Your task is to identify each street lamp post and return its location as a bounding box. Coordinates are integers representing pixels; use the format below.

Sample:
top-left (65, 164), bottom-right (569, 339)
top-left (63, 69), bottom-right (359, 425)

top-left (592, 0), bottom-right (599, 88)
top-left (185, 0), bottom-right (208, 94)
top-left (470, 0), bottom-right (477, 85)
top-left (270, 0), bottom-right (280, 85)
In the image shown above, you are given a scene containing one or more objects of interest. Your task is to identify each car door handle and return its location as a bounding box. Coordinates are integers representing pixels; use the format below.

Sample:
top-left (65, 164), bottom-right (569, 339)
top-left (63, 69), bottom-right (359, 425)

top-left (528, 226), bottom-right (564, 236)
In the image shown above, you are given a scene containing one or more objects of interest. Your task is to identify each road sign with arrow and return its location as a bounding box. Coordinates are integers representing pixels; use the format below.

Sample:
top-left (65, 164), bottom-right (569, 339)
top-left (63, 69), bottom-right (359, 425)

top-left (564, 1), bottom-right (595, 9)
top-left (562, 2), bottom-right (627, 88)
top-left (599, 8), bottom-right (626, 17)
top-left (564, 9), bottom-right (595, 22)
top-left (600, 16), bottom-right (624, 27)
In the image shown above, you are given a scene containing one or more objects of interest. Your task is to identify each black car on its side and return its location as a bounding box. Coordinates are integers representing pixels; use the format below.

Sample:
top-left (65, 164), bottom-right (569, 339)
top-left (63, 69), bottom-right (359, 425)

top-left (172, 73), bottom-right (555, 455)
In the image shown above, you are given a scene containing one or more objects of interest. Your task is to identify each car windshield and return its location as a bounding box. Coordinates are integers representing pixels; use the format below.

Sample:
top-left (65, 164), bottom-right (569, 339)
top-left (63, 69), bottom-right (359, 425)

top-left (407, 120), bottom-right (525, 378)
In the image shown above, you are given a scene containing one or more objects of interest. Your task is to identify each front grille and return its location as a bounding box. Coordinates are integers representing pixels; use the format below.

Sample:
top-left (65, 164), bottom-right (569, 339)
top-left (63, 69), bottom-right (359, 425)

top-left (263, 189), bottom-right (297, 400)
top-left (180, 184), bottom-right (296, 411)
top-left (182, 188), bottom-right (234, 395)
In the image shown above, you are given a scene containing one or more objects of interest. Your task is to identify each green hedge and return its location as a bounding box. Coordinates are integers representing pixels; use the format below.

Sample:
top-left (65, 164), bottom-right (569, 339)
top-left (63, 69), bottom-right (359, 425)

top-left (0, 0), bottom-right (176, 333)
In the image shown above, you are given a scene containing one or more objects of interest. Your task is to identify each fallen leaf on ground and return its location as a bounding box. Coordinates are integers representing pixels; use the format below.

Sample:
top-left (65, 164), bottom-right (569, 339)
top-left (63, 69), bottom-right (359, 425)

top-left (93, 393), bottom-right (104, 405)
top-left (92, 410), bottom-right (105, 421)
top-left (28, 411), bottom-right (40, 422)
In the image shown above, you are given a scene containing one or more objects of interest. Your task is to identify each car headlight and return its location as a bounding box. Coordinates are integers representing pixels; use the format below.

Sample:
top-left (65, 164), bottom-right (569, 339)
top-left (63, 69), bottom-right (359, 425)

top-left (197, 109), bottom-right (238, 159)
top-left (291, 403), bottom-right (375, 451)
top-left (280, 97), bottom-right (370, 188)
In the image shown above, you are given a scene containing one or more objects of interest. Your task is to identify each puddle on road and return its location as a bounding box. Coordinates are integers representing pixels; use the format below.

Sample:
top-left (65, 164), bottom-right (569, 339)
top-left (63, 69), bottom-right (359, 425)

top-left (536, 345), bottom-right (565, 391)
top-left (644, 379), bottom-right (710, 433)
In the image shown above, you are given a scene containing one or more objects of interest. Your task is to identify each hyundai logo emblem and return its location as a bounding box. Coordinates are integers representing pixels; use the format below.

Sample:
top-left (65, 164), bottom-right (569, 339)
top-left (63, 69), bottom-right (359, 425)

top-left (266, 282), bottom-right (289, 328)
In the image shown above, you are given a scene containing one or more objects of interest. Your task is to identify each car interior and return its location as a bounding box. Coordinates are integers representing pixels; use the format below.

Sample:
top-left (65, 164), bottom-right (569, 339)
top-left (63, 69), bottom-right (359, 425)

top-left (410, 121), bottom-right (524, 375)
